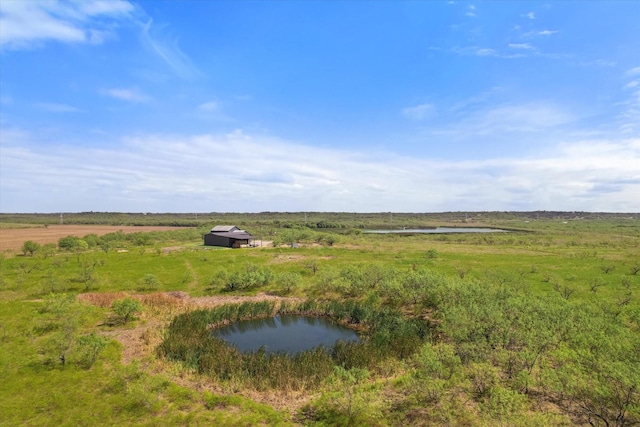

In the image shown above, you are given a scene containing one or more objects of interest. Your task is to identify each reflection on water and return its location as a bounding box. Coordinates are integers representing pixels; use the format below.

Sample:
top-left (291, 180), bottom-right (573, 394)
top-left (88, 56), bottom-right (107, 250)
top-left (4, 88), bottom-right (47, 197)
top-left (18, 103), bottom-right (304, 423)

top-left (363, 227), bottom-right (508, 234)
top-left (213, 315), bottom-right (359, 354)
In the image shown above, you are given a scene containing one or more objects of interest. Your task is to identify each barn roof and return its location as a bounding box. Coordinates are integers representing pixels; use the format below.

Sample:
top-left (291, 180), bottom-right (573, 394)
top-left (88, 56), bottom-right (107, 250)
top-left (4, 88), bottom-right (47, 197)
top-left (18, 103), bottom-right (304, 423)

top-left (210, 231), bottom-right (254, 239)
top-left (211, 225), bottom-right (240, 232)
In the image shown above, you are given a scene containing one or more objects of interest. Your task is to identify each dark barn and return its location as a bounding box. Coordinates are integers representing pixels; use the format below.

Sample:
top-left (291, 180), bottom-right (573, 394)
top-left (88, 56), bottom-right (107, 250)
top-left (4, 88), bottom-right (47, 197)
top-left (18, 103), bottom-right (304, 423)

top-left (203, 225), bottom-right (254, 248)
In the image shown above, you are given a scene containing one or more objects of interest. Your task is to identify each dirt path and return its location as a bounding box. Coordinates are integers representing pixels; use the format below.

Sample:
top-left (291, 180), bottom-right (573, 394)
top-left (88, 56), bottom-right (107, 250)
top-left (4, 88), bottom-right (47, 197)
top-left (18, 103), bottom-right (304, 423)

top-left (183, 260), bottom-right (198, 291)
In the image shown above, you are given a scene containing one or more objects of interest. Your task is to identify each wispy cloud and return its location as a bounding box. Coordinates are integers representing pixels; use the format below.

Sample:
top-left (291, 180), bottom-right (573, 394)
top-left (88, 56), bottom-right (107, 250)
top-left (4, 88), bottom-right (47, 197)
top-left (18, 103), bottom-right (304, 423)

top-left (198, 101), bottom-right (220, 112)
top-left (139, 19), bottom-right (200, 79)
top-left (0, 0), bottom-right (134, 50)
top-left (523, 12), bottom-right (535, 19)
top-left (451, 46), bottom-right (525, 59)
top-left (618, 70), bottom-right (640, 134)
top-left (1, 128), bottom-right (638, 212)
top-left (102, 88), bottom-right (150, 103)
top-left (402, 103), bottom-right (435, 121)
top-left (627, 67), bottom-right (640, 76)
top-left (33, 102), bottom-right (83, 113)
top-left (624, 81), bottom-right (639, 90)
top-left (522, 29), bottom-right (559, 38)
top-left (508, 43), bottom-right (535, 50)
top-left (440, 102), bottom-right (576, 141)
top-left (466, 4), bottom-right (476, 17)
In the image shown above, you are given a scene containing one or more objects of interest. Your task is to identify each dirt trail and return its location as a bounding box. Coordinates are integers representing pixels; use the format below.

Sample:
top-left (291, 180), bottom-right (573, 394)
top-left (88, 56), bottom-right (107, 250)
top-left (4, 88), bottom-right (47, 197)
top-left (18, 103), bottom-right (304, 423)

top-left (183, 260), bottom-right (198, 291)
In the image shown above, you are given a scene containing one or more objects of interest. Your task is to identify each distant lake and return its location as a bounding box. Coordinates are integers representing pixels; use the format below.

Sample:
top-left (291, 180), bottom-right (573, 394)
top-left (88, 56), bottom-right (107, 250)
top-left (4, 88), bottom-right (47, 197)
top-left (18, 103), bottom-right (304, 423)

top-left (212, 315), bottom-right (359, 354)
top-left (363, 227), bottom-right (508, 234)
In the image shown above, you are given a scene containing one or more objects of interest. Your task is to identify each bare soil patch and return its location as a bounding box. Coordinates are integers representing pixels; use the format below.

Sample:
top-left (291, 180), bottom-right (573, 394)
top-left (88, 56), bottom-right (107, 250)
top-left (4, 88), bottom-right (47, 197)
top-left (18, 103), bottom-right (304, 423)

top-left (82, 291), bottom-right (309, 414)
top-left (80, 292), bottom-right (302, 364)
top-left (0, 225), bottom-right (189, 252)
top-left (270, 254), bottom-right (336, 264)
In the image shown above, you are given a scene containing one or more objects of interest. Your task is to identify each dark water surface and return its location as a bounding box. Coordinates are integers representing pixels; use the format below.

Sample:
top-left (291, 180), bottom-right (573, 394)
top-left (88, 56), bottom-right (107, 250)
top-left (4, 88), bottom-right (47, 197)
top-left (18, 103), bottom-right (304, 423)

top-left (363, 227), bottom-right (508, 234)
top-left (212, 315), bottom-right (359, 354)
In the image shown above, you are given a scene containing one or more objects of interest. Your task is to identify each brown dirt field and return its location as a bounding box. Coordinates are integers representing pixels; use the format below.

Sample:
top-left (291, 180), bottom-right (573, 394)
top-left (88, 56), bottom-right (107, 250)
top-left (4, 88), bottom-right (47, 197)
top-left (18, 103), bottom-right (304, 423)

top-left (0, 224), bottom-right (190, 252)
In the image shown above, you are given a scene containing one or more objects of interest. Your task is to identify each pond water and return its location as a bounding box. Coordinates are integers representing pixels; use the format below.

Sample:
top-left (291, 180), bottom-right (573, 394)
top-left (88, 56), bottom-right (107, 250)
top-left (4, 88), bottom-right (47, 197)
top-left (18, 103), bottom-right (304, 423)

top-left (363, 227), bottom-right (508, 234)
top-left (212, 315), bottom-right (359, 354)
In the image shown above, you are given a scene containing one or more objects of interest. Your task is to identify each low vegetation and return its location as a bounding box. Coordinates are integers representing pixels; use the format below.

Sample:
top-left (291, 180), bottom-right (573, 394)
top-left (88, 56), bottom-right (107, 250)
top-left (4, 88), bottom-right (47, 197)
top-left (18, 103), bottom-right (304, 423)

top-left (159, 300), bottom-right (429, 392)
top-left (0, 212), bottom-right (638, 426)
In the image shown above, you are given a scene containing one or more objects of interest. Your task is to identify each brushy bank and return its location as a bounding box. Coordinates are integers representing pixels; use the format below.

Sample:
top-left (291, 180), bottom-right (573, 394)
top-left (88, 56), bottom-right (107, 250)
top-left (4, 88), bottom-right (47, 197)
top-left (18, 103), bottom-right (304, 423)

top-left (158, 300), bottom-right (430, 391)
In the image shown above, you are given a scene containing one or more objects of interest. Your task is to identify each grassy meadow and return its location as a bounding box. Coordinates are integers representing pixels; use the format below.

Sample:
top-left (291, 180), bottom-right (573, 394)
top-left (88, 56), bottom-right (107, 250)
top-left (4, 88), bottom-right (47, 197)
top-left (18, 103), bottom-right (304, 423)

top-left (0, 212), bottom-right (639, 426)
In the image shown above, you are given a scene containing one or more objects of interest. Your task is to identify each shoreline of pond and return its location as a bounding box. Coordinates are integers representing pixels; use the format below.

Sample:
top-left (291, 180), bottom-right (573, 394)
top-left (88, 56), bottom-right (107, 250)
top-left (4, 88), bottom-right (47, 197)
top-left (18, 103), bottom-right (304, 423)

top-left (362, 226), bottom-right (511, 234)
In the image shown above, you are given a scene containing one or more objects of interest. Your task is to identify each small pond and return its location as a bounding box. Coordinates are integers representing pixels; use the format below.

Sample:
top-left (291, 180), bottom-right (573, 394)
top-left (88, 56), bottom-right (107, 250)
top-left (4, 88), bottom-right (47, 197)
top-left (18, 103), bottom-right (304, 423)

top-left (363, 227), bottom-right (508, 234)
top-left (212, 315), bottom-right (359, 354)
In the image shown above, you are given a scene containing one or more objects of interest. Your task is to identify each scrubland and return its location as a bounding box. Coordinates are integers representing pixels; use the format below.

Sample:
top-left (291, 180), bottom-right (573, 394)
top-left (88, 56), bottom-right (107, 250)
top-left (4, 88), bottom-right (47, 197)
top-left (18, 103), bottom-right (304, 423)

top-left (0, 212), bottom-right (638, 426)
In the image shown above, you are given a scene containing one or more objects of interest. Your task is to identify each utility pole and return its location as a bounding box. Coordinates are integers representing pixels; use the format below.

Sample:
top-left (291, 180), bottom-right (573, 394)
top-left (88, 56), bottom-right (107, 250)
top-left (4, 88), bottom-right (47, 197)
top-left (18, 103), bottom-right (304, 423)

top-left (60, 213), bottom-right (63, 225)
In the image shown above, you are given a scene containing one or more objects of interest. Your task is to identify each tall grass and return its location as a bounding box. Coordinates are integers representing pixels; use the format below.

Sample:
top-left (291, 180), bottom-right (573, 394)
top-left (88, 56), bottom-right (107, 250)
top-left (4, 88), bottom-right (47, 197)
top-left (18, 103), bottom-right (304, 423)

top-left (158, 300), bottom-right (430, 391)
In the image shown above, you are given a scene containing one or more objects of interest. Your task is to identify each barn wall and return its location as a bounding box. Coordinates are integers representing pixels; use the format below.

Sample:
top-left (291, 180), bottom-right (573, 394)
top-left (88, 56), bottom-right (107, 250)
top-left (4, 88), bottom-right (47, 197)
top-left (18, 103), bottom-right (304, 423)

top-left (204, 234), bottom-right (231, 247)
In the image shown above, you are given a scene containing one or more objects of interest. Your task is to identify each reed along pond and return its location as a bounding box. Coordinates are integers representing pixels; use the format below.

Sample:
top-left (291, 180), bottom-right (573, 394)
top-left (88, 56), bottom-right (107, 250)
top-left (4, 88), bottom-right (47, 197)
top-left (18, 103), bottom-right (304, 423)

top-left (363, 227), bottom-right (508, 234)
top-left (212, 315), bottom-right (359, 354)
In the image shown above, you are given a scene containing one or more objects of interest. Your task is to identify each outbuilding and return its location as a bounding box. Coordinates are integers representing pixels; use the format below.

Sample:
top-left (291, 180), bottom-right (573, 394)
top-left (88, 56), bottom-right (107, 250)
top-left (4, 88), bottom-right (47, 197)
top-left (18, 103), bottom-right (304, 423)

top-left (203, 225), bottom-right (254, 248)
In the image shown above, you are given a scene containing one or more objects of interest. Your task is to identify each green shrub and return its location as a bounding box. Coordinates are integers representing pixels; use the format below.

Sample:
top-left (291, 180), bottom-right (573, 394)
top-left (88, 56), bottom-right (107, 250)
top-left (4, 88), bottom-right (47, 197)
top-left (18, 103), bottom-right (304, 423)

top-left (112, 298), bottom-right (142, 324)
top-left (21, 240), bottom-right (41, 256)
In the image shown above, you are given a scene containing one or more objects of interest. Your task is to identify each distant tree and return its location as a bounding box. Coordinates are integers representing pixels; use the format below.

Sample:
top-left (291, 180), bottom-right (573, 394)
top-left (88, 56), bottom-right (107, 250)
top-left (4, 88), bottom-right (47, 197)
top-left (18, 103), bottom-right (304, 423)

top-left (323, 367), bottom-right (371, 426)
top-left (82, 233), bottom-right (101, 248)
top-left (75, 332), bottom-right (108, 368)
top-left (278, 271), bottom-right (302, 294)
top-left (305, 259), bottom-right (320, 275)
top-left (600, 264), bottom-right (615, 274)
top-left (41, 243), bottom-right (57, 259)
top-left (21, 240), bottom-right (41, 256)
top-left (39, 293), bottom-right (79, 366)
top-left (141, 273), bottom-right (160, 290)
top-left (58, 235), bottom-right (79, 251)
top-left (99, 241), bottom-right (111, 255)
top-left (323, 234), bottom-right (339, 246)
top-left (111, 297), bottom-right (142, 324)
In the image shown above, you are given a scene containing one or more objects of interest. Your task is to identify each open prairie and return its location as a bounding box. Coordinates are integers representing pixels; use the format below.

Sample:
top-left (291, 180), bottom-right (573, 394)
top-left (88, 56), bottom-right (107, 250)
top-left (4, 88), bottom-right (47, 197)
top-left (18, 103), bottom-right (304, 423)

top-left (1, 212), bottom-right (638, 426)
top-left (0, 225), bottom-right (189, 251)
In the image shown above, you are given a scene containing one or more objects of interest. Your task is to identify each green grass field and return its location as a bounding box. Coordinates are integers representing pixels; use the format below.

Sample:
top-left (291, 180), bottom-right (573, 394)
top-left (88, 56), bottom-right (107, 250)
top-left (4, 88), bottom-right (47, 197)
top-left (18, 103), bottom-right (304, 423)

top-left (0, 212), bottom-right (638, 426)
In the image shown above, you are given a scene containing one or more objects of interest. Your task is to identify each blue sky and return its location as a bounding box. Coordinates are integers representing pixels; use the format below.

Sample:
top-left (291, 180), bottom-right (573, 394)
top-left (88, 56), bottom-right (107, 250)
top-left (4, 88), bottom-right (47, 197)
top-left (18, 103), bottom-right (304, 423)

top-left (1, 0), bottom-right (639, 213)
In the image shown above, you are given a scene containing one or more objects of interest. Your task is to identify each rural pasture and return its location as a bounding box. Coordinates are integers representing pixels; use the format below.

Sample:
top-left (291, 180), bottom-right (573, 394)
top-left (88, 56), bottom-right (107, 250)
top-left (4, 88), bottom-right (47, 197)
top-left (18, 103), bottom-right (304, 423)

top-left (0, 225), bottom-right (188, 252)
top-left (0, 212), bottom-right (638, 426)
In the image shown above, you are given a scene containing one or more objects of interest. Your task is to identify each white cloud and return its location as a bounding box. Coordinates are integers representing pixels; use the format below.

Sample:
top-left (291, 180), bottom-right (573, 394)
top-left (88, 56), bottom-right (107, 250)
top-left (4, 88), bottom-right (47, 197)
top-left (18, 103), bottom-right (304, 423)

top-left (508, 43), bottom-right (535, 50)
top-left (33, 102), bottom-right (83, 113)
top-left (466, 4), bottom-right (476, 17)
top-left (627, 67), bottom-right (640, 76)
top-left (451, 46), bottom-right (525, 59)
top-left (198, 101), bottom-right (219, 112)
top-left (523, 12), bottom-right (535, 19)
top-left (0, 0), bottom-right (134, 49)
top-left (430, 102), bottom-right (577, 145)
top-left (476, 48), bottom-right (497, 56)
top-left (140, 19), bottom-right (200, 79)
top-left (1, 126), bottom-right (638, 212)
top-left (522, 29), bottom-right (559, 38)
top-left (102, 88), bottom-right (150, 103)
top-left (402, 103), bottom-right (435, 121)
top-left (624, 81), bottom-right (639, 90)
